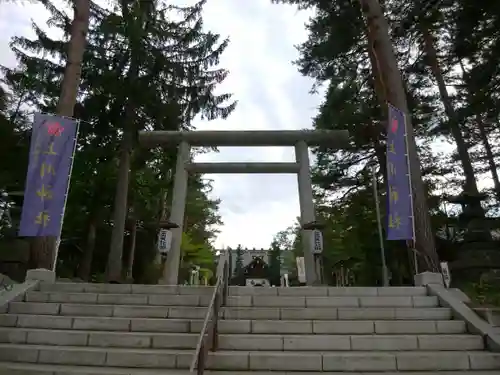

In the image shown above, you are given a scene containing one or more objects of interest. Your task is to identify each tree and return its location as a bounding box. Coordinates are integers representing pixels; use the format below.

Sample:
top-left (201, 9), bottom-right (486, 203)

top-left (268, 240), bottom-right (281, 286)
top-left (0, 0), bottom-right (227, 284)
top-left (233, 244), bottom-right (244, 283)
top-left (271, 0), bottom-right (500, 288)
top-left (179, 232), bottom-right (215, 284)
top-left (358, 0), bottom-right (440, 273)
top-left (274, 0), bottom-right (440, 272)
top-left (28, 0), bottom-right (91, 270)
top-left (104, 0), bottom-right (235, 281)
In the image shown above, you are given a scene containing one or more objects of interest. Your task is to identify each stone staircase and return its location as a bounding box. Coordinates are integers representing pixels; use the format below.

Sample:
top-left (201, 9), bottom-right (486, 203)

top-left (0, 282), bottom-right (499, 374)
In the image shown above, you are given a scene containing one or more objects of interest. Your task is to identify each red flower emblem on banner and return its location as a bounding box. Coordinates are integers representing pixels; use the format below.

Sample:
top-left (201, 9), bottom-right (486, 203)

top-left (46, 122), bottom-right (64, 136)
top-left (391, 118), bottom-right (398, 133)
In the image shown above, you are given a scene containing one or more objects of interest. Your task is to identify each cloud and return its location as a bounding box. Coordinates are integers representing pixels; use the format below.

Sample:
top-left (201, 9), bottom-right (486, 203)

top-left (189, 0), bottom-right (318, 248)
top-left (0, 0), bottom-right (319, 249)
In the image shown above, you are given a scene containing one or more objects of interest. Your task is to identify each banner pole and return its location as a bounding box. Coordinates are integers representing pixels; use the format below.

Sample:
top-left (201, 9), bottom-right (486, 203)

top-left (52, 119), bottom-right (81, 272)
top-left (371, 164), bottom-right (389, 286)
top-left (402, 111), bottom-right (417, 275)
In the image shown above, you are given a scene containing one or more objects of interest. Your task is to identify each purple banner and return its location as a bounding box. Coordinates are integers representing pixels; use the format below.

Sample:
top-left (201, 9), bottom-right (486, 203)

top-left (386, 104), bottom-right (414, 240)
top-left (19, 113), bottom-right (78, 237)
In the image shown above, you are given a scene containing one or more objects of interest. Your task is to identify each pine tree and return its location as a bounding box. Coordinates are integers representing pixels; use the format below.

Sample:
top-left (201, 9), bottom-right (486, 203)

top-left (268, 240), bottom-right (281, 286)
top-left (25, 0), bottom-right (90, 270)
top-left (2, 0), bottom-right (227, 282)
top-left (272, 0), bottom-right (500, 286)
top-left (234, 244), bottom-right (244, 280)
top-left (104, 0), bottom-right (236, 281)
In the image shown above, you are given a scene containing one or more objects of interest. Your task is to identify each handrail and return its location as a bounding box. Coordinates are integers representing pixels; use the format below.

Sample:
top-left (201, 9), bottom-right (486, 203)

top-left (189, 250), bottom-right (231, 374)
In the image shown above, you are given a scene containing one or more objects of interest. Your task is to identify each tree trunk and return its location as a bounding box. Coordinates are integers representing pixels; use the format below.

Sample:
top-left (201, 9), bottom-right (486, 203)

top-left (358, 0), bottom-right (440, 272)
top-left (56, 0), bottom-right (90, 117)
top-left (106, 1), bottom-right (145, 282)
top-left (477, 115), bottom-right (500, 199)
top-left (126, 219), bottom-right (137, 280)
top-left (366, 23), bottom-right (387, 113)
top-left (31, 0), bottom-right (90, 271)
top-left (421, 27), bottom-right (480, 197)
top-left (9, 92), bottom-right (25, 123)
top-left (366, 27), bottom-right (389, 185)
top-left (106, 113), bottom-right (134, 282)
top-left (77, 215), bottom-right (97, 281)
top-left (459, 60), bottom-right (500, 200)
top-left (364, 23), bottom-right (390, 183)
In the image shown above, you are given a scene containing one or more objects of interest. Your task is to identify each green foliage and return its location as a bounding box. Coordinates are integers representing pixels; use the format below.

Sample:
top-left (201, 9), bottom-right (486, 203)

top-left (180, 232), bottom-right (214, 269)
top-left (464, 273), bottom-right (500, 307)
top-left (270, 227), bottom-right (301, 282)
top-left (0, 0), bottom-right (232, 281)
top-left (271, 0), bottom-right (500, 289)
top-left (268, 240), bottom-right (281, 286)
top-left (175, 232), bottom-right (217, 285)
top-left (3, 0), bottom-right (500, 292)
top-left (230, 244), bottom-right (245, 285)
top-left (234, 244), bottom-right (244, 276)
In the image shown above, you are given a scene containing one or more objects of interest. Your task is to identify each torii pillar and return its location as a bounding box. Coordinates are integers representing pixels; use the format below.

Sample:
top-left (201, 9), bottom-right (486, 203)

top-left (161, 141), bottom-right (190, 284)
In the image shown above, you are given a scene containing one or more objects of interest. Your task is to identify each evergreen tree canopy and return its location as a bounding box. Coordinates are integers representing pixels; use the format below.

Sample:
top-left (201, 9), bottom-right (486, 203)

top-left (271, 0), bottom-right (500, 295)
top-left (0, 0), bottom-right (234, 282)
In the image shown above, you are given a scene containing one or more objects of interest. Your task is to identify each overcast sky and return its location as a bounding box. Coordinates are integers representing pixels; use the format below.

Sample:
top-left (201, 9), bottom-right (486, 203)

top-left (0, 0), bottom-right (318, 249)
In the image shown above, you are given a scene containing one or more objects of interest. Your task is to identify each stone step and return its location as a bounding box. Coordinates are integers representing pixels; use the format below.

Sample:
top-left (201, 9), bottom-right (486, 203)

top-left (24, 291), bottom-right (439, 308)
top-left (0, 314), bottom-right (467, 334)
top-left (39, 284), bottom-right (211, 295)
top-left (0, 345), bottom-right (498, 371)
top-left (6, 302), bottom-right (453, 320)
top-left (38, 283), bottom-right (427, 297)
top-left (224, 307), bottom-right (452, 320)
top-left (0, 328), bottom-right (484, 351)
top-left (0, 363), bottom-right (499, 375)
top-left (1, 363), bottom-right (499, 375)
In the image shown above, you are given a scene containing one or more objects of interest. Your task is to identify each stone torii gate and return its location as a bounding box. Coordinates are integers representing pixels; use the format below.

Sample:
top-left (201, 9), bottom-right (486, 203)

top-left (138, 129), bottom-right (349, 286)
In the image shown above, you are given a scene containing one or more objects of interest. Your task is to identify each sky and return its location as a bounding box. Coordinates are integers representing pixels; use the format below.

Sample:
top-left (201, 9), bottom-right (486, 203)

top-left (0, 0), bottom-right (319, 249)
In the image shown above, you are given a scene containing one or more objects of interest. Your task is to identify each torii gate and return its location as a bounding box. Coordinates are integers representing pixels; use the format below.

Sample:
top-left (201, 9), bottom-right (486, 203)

top-left (138, 129), bottom-right (349, 286)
